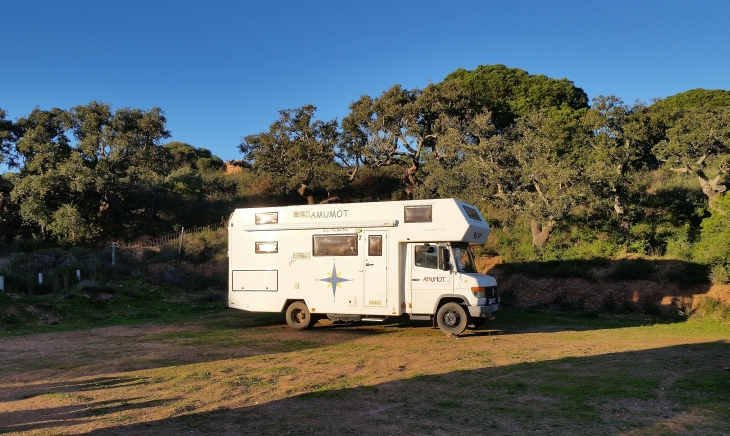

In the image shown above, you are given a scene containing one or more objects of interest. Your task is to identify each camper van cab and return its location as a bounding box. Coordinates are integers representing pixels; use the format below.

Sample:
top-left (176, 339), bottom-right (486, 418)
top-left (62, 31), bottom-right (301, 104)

top-left (227, 199), bottom-right (499, 335)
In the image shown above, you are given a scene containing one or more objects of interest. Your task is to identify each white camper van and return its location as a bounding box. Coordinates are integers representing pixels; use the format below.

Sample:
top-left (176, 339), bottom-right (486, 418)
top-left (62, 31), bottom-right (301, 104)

top-left (227, 199), bottom-right (499, 335)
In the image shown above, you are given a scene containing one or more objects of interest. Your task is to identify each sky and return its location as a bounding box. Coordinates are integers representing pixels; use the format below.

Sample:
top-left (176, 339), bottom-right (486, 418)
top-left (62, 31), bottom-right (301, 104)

top-left (2, 0), bottom-right (729, 164)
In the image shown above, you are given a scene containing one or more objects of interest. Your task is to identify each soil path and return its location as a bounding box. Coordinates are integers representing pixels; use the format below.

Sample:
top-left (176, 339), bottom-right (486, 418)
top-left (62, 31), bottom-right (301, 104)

top-left (0, 317), bottom-right (728, 435)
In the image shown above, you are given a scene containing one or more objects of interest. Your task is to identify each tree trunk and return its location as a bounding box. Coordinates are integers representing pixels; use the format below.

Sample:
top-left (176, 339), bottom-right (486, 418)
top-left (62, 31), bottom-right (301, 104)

top-left (319, 196), bottom-right (339, 204)
top-left (530, 219), bottom-right (555, 248)
top-left (613, 194), bottom-right (625, 216)
top-left (698, 175), bottom-right (727, 205)
top-left (297, 184), bottom-right (315, 205)
top-left (403, 164), bottom-right (419, 200)
top-left (613, 194), bottom-right (630, 232)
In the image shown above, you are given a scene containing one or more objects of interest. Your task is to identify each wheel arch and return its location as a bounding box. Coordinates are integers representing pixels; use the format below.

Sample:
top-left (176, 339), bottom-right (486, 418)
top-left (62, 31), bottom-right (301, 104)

top-left (282, 298), bottom-right (305, 313)
top-left (432, 295), bottom-right (469, 316)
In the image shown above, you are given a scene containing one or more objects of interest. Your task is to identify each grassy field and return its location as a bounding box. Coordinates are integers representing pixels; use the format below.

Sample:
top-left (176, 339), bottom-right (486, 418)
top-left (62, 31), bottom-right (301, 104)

top-left (1, 281), bottom-right (729, 435)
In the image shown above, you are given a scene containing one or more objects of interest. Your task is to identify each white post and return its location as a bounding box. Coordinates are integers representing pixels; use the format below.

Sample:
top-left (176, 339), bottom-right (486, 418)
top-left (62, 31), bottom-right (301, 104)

top-left (112, 242), bottom-right (116, 266)
top-left (0, 276), bottom-right (4, 291)
top-left (76, 270), bottom-right (81, 281)
top-left (38, 273), bottom-right (43, 284)
top-left (178, 227), bottom-right (185, 256)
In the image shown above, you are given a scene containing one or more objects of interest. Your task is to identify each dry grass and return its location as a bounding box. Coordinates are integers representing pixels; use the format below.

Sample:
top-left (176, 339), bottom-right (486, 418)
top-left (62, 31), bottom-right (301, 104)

top-left (0, 309), bottom-right (728, 435)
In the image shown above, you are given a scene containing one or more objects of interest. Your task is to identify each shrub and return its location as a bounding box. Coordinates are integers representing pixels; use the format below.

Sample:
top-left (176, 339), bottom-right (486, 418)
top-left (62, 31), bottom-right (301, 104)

top-left (709, 264), bottom-right (730, 285)
top-left (693, 193), bottom-right (730, 267)
top-left (664, 227), bottom-right (693, 260)
top-left (691, 297), bottom-right (730, 322)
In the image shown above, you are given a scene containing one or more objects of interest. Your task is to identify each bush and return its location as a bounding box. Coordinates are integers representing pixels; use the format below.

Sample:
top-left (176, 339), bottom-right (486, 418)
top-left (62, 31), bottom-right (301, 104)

top-left (709, 265), bottom-right (730, 285)
top-left (691, 297), bottom-right (730, 322)
top-left (693, 193), bottom-right (730, 267)
top-left (664, 226), bottom-right (693, 260)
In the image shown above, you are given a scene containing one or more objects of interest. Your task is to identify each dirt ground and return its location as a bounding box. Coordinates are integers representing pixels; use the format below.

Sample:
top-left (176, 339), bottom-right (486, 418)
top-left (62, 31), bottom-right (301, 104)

top-left (1, 311), bottom-right (729, 435)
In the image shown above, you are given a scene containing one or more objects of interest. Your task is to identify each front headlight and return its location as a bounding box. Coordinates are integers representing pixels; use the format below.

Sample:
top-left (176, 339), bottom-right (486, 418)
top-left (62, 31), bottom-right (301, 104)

top-left (471, 287), bottom-right (486, 298)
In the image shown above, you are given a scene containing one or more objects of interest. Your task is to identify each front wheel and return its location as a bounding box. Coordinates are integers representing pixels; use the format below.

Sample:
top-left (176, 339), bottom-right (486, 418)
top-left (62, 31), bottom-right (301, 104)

top-left (436, 302), bottom-right (468, 335)
top-left (285, 301), bottom-right (316, 330)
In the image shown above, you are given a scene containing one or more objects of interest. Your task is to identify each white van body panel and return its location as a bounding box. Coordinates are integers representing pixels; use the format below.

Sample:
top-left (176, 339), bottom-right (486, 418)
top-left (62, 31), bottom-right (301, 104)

top-left (227, 199), bottom-right (498, 319)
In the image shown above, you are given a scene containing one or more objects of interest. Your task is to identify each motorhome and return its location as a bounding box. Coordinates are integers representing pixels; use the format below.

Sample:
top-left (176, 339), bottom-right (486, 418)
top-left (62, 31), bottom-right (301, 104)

top-left (227, 199), bottom-right (499, 335)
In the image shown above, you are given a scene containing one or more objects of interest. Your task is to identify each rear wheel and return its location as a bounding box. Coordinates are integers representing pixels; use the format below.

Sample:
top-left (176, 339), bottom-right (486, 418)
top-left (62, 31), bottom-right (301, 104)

top-left (285, 301), bottom-right (316, 330)
top-left (436, 302), bottom-right (468, 335)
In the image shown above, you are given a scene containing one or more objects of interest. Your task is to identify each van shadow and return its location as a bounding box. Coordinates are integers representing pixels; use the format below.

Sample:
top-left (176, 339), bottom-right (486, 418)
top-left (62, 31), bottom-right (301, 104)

top-left (489, 258), bottom-right (713, 314)
top-left (72, 341), bottom-right (730, 436)
top-left (0, 397), bottom-right (178, 434)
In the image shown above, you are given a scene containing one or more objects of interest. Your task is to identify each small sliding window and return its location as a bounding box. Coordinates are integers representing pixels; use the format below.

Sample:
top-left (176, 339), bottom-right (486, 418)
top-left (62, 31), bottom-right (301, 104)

top-left (255, 212), bottom-right (278, 225)
top-left (255, 241), bottom-right (278, 253)
top-left (312, 234), bottom-right (358, 256)
top-left (404, 205), bottom-right (432, 223)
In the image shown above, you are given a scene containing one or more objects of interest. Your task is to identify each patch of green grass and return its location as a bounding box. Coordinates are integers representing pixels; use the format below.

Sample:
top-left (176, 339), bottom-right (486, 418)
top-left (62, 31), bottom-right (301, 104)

top-left (0, 278), bottom-right (267, 337)
top-left (266, 366), bottom-right (297, 376)
top-left (225, 376), bottom-right (265, 388)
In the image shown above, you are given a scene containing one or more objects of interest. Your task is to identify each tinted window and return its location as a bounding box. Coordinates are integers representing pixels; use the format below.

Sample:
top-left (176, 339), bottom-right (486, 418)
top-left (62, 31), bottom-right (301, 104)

top-left (462, 205), bottom-right (482, 221)
top-left (414, 244), bottom-right (438, 269)
top-left (368, 235), bottom-right (382, 256)
top-left (404, 205), bottom-right (432, 223)
top-left (313, 235), bottom-right (358, 256)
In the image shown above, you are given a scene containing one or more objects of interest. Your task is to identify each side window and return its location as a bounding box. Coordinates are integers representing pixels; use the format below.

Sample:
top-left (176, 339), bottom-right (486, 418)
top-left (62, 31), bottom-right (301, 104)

top-left (414, 245), bottom-right (438, 269)
top-left (368, 235), bottom-right (382, 256)
top-left (312, 234), bottom-right (358, 256)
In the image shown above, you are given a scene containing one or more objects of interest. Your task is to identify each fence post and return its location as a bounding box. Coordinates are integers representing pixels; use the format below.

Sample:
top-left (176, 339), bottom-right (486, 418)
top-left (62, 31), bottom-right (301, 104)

top-left (76, 270), bottom-right (81, 281)
top-left (112, 242), bottom-right (116, 266)
top-left (177, 227), bottom-right (185, 265)
top-left (0, 276), bottom-right (4, 291)
top-left (38, 273), bottom-right (43, 285)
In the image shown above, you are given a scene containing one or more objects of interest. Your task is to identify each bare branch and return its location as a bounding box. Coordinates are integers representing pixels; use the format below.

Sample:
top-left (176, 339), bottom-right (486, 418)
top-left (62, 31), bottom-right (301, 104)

top-left (532, 179), bottom-right (551, 207)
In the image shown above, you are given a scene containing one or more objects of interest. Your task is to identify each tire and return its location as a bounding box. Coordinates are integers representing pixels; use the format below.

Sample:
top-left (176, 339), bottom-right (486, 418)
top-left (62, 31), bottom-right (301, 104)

top-left (436, 302), bottom-right (468, 335)
top-left (285, 301), bottom-right (316, 330)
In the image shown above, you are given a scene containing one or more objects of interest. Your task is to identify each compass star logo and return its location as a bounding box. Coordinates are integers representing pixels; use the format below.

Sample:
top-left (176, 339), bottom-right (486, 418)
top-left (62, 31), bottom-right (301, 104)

top-left (318, 263), bottom-right (352, 299)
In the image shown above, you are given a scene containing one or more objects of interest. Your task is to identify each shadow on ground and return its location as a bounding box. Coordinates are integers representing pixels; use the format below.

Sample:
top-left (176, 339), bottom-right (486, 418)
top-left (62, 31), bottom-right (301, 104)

top-left (34, 341), bottom-right (726, 436)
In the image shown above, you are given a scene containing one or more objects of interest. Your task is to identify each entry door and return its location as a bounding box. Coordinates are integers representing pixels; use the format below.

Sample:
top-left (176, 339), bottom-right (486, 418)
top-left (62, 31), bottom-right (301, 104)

top-left (363, 231), bottom-right (387, 307)
top-left (409, 243), bottom-right (453, 314)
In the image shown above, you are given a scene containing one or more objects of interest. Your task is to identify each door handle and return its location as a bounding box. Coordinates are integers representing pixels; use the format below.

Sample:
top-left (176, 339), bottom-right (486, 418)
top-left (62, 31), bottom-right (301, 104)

top-left (412, 278), bottom-right (420, 281)
top-left (366, 263), bottom-right (374, 266)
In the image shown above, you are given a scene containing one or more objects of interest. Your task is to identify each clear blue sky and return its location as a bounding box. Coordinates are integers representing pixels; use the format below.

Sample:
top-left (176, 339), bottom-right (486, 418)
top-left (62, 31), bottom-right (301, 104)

top-left (2, 0), bottom-right (729, 163)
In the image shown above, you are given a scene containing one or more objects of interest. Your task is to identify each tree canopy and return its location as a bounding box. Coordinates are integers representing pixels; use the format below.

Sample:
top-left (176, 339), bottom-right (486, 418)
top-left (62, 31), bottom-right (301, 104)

top-left (1, 66), bottom-right (729, 273)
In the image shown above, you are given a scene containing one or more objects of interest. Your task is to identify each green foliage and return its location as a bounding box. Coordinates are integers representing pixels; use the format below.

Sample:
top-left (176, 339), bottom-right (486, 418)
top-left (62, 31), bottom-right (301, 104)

top-left (651, 88), bottom-right (730, 112)
top-left (709, 265), bottom-right (730, 285)
top-left (690, 297), bottom-right (730, 322)
top-left (693, 192), bottom-right (730, 270)
top-left (47, 204), bottom-right (99, 242)
top-left (443, 64), bottom-right (588, 129)
top-left (0, 277), bottom-right (230, 333)
top-left (0, 108), bottom-right (20, 166)
top-left (182, 227), bottom-right (227, 261)
top-left (2, 69), bottom-right (730, 280)
top-left (239, 105), bottom-right (348, 203)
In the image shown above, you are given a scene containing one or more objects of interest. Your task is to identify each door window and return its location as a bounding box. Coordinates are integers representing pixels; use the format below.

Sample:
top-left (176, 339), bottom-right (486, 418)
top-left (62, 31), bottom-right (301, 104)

top-left (368, 235), bottom-right (382, 256)
top-left (414, 245), bottom-right (438, 269)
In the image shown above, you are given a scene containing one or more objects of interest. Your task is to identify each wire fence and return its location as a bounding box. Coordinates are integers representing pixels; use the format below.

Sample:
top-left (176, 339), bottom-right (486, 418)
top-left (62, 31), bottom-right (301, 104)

top-left (0, 222), bottom-right (228, 292)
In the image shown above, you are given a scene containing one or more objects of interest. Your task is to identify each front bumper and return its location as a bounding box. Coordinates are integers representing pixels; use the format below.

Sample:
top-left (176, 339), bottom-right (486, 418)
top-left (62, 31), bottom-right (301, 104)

top-left (468, 303), bottom-right (499, 318)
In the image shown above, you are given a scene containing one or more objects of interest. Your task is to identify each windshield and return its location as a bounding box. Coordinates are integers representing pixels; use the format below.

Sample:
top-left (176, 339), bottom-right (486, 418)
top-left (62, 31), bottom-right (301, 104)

top-left (451, 243), bottom-right (477, 273)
